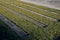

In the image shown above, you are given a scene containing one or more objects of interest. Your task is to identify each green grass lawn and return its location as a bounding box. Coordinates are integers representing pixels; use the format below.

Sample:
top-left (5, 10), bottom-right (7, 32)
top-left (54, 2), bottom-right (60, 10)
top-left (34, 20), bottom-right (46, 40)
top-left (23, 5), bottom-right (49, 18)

top-left (11, 1), bottom-right (60, 19)
top-left (0, 1), bottom-right (56, 25)
top-left (0, 0), bottom-right (60, 40)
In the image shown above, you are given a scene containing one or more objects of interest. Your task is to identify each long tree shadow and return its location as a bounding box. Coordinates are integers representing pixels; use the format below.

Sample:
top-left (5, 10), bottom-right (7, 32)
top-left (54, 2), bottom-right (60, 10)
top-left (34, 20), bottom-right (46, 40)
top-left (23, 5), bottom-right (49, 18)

top-left (54, 36), bottom-right (60, 40)
top-left (0, 20), bottom-right (22, 40)
top-left (53, 33), bottom-right (60, 40)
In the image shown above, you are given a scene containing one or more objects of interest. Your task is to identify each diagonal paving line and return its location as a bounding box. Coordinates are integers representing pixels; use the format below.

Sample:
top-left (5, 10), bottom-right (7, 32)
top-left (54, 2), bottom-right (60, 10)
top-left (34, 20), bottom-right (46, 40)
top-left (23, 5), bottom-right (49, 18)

top-left (0, 4), bottom-right (47, 28)
top-left (6, 2), bottom-right (58, 22)
top-left (0, 14), bottom-right (28, 38)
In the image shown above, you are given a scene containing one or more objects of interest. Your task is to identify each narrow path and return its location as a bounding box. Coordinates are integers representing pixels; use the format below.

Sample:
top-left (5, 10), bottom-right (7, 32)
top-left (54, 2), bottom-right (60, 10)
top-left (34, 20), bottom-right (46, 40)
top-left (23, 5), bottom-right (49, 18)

top-left (0, 14), bottom-right (28, 38)
top-left (7, 2), bottom-right (58, 22)
top-left (0, 4), bottom-right (46, 28)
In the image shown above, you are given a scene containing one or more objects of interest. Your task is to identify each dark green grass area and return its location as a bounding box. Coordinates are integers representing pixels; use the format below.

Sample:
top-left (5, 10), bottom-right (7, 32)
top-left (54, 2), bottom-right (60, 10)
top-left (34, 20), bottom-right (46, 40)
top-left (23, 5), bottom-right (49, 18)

top-left (0, 20), bottom-right (22, 40)
top-left (0, 0), bottom-right (60, 40)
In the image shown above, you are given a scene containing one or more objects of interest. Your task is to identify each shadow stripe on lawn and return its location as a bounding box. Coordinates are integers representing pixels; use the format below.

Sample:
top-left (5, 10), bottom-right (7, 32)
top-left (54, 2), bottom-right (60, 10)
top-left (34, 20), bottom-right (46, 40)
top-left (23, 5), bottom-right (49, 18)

top-left (0, 14), bottom-right (28, 39)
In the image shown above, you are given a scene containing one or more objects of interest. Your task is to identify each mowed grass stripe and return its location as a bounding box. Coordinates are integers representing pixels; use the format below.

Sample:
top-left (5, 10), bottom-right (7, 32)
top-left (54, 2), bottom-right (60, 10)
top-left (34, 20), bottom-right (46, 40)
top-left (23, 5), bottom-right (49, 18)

top-left (18, 1), bottom-right (60, 14)
top-left (6, 1), bottom-right (60, 22)
top-left (1, 0), bottom-right (60, 14)
top-left (11, 1), bottom-right (60, 20)
top-left (1, 1), bottom-right (59, 21)
top-left (0, 1), bottom-right (57, 25)
top-left (0, 6), bottom-right (40, 34)
top-left (0, 6), bottom-right (48, 40)
top-left (0, 0), bottom-right (60, 40)
top-left (0, 4), bottom-right (46, 28)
